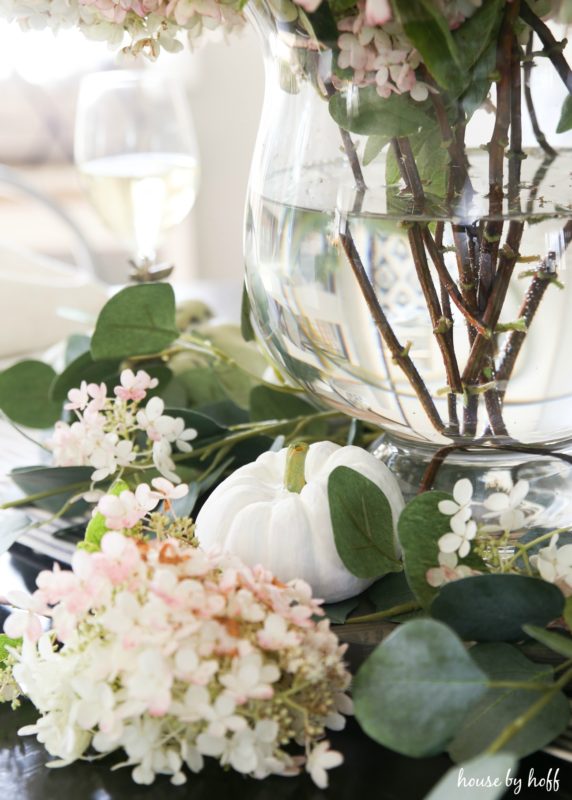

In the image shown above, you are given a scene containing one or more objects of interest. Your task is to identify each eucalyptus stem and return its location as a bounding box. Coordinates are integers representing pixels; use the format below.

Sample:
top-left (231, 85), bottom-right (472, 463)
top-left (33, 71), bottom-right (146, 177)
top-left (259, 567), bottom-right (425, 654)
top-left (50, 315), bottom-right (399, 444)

top-left (487, 680), bottom-right (556, 692)
top-left (344, 600), bottom-right (421, 625)
top-left (503, 527), bottom-right (571, 570)
top-left (0, 481), bottom-right (89, 511)
top-left (487, 665), bottom-right (572, 755)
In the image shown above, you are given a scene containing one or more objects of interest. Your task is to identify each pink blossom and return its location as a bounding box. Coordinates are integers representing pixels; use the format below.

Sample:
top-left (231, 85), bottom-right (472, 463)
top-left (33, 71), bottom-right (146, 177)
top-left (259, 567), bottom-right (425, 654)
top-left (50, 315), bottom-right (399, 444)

top-left (65, 381), bottom-right (90, 412)
top-left (97, 488), bottom-right (157, 530)
top-left (257, 614), bottom-right (301, 650)
top-left (364, 0), bottom-right (392, 26)
top-left (114, 369), bottom-right (159, 402)
top-left (3, 610), bottom-right (43, 643)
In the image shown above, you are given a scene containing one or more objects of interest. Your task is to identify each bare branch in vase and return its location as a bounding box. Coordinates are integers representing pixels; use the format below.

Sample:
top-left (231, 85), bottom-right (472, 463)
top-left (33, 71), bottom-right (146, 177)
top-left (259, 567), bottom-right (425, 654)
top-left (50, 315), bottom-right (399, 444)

top-left (524, 32), bottom-right (558, 158)
top-left (520, 1), bottom-right (572, 95)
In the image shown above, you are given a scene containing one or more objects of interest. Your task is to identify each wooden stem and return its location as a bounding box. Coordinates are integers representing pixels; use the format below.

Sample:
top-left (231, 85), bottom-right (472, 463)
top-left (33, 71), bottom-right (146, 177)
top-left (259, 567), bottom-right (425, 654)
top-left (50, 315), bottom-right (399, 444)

top-left (520, 1), bottom-right (572, 95)
top-left (524, 32), bottom-right (558, 158)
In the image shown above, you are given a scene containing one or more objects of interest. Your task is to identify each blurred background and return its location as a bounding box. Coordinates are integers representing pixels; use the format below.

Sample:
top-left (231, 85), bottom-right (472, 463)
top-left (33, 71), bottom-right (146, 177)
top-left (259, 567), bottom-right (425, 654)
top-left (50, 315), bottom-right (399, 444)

top-left (0, 21), bottom-right (264, 286)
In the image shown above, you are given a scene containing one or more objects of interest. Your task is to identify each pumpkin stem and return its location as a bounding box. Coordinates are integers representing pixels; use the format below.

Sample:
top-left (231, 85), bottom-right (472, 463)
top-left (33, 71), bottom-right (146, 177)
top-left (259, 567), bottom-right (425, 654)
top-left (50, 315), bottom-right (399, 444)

top-left (284, 442), bottom-right (309, 494)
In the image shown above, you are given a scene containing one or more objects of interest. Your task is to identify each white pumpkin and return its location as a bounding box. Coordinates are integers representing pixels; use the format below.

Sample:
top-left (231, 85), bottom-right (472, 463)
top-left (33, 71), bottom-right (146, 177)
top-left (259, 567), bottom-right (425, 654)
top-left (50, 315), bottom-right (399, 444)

top-left (195, 441), bottom-right (405, 603)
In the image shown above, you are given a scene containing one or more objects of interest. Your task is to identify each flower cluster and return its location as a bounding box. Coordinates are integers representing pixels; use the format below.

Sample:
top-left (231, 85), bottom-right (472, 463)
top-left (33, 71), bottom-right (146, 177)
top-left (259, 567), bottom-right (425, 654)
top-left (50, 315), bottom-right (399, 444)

top-left (293, 0), bottom-right (485, 101)
top-left (49, 370), bottom-right (197, 485)
top-left (0, 0), bottom-right (244, 58)
top-left (334, 9), bottom-right (430, 101)
top-left (426, 476), bottom-right (531, 588)
top-left (3, 534), bottom-right (351, 787)
top-left (427, 475), bottom-right (572, 596)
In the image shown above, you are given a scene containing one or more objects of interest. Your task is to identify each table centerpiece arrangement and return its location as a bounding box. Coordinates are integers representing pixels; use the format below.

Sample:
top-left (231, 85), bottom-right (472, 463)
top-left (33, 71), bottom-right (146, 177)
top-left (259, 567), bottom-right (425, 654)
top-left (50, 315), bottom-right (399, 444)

top-left (0, 283), bottom-right (570, 796)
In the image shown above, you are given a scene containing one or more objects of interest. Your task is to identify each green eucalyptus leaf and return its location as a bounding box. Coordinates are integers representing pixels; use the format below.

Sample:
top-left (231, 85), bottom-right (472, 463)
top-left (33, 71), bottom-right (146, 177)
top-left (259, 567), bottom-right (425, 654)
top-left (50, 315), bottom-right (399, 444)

top-left (177, 367), bottom-right (229, 407)
top-left (523, 625), bottom-right (572, 659)
top-left (231, 436), bottom-right (274, 468)
top-left (197, 400), bottom-right (248, 427)
top-left (397, 490), bottom-right (453, 606)
top-left (329, 87), bottom-right (435, 138)
top-left (453, 0), bottom-right (504, 71)
top-left (425, 753), bottom-right (518, 800)
top-left (461, 40), bottom-right (497, 116)
top-left (557, 95), bottom-right (572, 134)
top-left (157, 377), bottom-right (188, 408)
top-left (367, 571), bottom-right (415, 612)
top-left (0, 510), bottom-right (30, 556)
top-left (329, 0), bottom-right (357, 14)
top-left (91, 283), bottom-right (178, 360)
top-left (448, 643), bottom-right (570, 761)
top-left (304, 2), bottom-right (338, 44)
top-left (202, 324), bottom-right (268, 379)
top-left (215, 362), bottom-right (259, 409)
top-left (241, 283), bottom-right (256, 342)
top-left (392, 0), bottom-right (465, 94)
top-left (363, 135), bottom-right (390, 166)
top-left (250, 385), bottom-right (317, 423)
top-left (0, 361), bottom-right (61, 429)
top-left (353, 619), bottom-right (488, 757)
top-left (50, 352), bottom-right (120, 403)
top-left (10, 465), bottom-right (93, 514)
top-left (431, 574), bottom-right (565, 642)
top-left (328, 466), bottom-right (401, 579)
top-left (323, 596), bottom-right (360, 624)
top-left (82, 479), bottom-right (129, 552)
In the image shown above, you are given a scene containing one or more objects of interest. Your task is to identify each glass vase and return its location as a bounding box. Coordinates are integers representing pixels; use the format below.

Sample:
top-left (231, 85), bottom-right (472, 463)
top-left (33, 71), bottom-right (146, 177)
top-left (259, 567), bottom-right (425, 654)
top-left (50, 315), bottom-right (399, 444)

top-left (244, 0), bottom-right (572, 532)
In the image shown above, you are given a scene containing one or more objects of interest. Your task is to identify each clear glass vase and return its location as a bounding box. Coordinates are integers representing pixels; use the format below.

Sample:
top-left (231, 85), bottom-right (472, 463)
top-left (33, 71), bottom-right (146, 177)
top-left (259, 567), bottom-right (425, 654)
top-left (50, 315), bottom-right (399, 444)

top-left (244, 1), bottom-right (572, 527)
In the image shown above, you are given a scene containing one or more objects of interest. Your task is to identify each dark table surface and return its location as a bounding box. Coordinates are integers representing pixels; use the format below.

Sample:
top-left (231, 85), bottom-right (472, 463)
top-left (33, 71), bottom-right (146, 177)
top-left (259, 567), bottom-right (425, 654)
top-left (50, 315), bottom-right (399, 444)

top-left (1, 547), bottom-right (572, 800)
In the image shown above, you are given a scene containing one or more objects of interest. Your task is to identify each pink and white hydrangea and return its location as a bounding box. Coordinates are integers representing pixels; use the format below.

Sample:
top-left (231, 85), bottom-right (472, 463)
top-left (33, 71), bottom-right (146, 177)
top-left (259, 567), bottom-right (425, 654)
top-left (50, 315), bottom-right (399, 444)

top-left (4, 535), bottom-right (351, 787)
top-left (49, 370), bottom-right (197, 487)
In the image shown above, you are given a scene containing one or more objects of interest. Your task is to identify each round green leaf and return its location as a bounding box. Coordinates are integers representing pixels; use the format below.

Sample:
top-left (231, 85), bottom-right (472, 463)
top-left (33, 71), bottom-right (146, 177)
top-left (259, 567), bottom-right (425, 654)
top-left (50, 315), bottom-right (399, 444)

top-left (431, 574), bottom-right (565, 642)
top-left (329, 87), bottom-right (434, 137)
top-left (397, 490), bottom-right (452, 606)
top-left (353, 619), bottom-right (488, 757)
top-left (10, 465), bottom-right (93, 514)
top-left (91, 283), bottom-right (178, 360)
top-left (0, 360), bottom-right (62, 428)
top-left (448, 643), bottom-right (571, 762)
top-left (249, 385), bottom-right (317, 423)
top-left (328, 466), bottom-right (401, 579)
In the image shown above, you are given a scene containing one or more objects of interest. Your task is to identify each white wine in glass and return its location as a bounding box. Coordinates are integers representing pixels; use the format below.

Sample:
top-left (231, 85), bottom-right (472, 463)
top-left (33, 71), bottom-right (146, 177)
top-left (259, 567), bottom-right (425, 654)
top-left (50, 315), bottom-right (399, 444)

top-left (75, 70), bottom-right (200, 282)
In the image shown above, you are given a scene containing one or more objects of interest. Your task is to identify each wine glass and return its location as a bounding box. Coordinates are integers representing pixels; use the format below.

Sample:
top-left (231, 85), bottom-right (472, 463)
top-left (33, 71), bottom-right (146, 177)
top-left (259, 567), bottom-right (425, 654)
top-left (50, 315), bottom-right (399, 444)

top-left (74, 69), bottom-right (200, 282)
